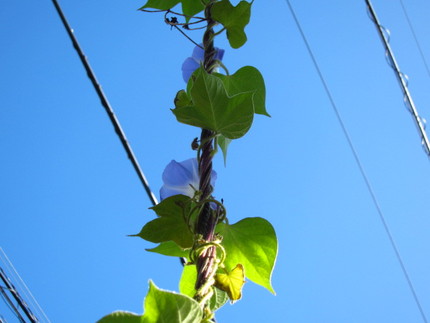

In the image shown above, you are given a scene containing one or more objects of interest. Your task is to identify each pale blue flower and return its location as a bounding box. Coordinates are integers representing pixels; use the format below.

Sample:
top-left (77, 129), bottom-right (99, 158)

top-left (160, 158), bottom-right (217, 201)
top-left (181, 45), bottom-right (225, 82)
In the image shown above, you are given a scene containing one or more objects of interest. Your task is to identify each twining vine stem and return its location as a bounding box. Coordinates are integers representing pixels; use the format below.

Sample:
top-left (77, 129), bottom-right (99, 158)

top-left (194, 0), bottom-right (219, 314)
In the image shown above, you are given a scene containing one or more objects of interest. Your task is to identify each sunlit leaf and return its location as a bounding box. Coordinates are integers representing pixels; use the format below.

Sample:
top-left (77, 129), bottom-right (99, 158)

top-left (217, 217), bottom-right (277, 294)
top-left (179, 264), bottom-right (228, 312)
top-left (98, 281), bottom-right (202, 323)
top-left (98, 311), bottom-right (142, 323)
top-left (179, 264), bottom-right (197, 298)
top-left (214, 264), bottom-right (245, 301)
top-left (142, 281), bottom-right (202, 323)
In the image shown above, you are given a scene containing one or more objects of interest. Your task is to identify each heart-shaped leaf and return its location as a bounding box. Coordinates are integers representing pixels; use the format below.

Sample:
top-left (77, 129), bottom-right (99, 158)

top-left (173, 68), bottom-right (254, 139)
top-left (98, 311), bottom-right (141, 323)
top-left (215, 66), bottom-right (269, 116)
top-left (214, 264), bottom-right (245, 302)
top-left (98, 281), bottom-right (202, 323)
top-left (140, 0), bottom-right (204, 20)
top-left (132, 195), bottom-right (194, 248)
top-left (211, 0), bottom-right (252, 49)
top-left (217, 217), bottom-right (277, 294)
top-left (143, 281), bottom-right (202, 323)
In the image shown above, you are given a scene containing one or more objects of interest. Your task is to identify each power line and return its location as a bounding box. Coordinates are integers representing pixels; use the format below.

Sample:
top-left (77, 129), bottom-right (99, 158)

top-left (284, 1), bottom-right (428, 322)
top-left (51, 0), bottom-right (158, 206)
top-left (0, 268), bottom-right (37, 323)
top-left (399, 0), bottom-right (430, 79)
top-left (0, 248), bottom-right (50, 323)
top-left (0, 284), bottom-right (27, 323)
top-left (366, 0), bottom-right (430, 158)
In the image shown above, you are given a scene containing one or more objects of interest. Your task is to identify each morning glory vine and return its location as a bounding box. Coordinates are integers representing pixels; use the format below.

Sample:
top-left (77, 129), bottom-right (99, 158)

top-left (98, 1), bottom-right (277, 322)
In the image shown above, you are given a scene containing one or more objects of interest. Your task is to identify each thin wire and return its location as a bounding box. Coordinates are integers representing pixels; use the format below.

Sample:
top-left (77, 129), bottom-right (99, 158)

top-left (366, 0), bottom-right (430, 158)
top-left (51, 0), bottom-right (158, 206)
top-left (284, 1), bottom-right (428, 322)
top-left (0, 248), bottom-right (49, 323)
top-left (399, 0), bottom-right (430, 79)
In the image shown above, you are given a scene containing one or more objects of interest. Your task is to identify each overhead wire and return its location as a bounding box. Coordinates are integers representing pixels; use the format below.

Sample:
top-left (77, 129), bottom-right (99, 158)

top-left (399, 0), bottom-right (430, 79)
top-left (0, 268), bottom-right (37, 323)
top-left (366, 0), bottom-right (430, 158)
top-left (0, 285), bottom-right (27, 323)
top-left (51, 0), bottom-right (158, 206)
top-left (284, 1), bottom-right (428, 322)
top-left (0, 248), bottom-right (50, 323)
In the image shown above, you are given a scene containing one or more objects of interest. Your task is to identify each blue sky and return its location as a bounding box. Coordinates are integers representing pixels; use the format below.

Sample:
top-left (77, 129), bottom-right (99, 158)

top-left (1, 0), bottom-right (430, 322)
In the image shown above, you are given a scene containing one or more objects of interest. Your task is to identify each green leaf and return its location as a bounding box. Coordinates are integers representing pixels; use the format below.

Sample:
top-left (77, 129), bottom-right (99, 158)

top-left (146, 241), bottom-right (190, 259)
top-left (98, 311), bottom-right (142, 323)
top-left (174, 90), bottom-right (192, 109)
top-left (179, 264), bottom-right (197, 298)
top-left (140, 0), bottom-right (204, 20)
top-left (181, 0), bottom-right (205, 19)
top-left (217, 217), bottom-right (277, 294)
top-left (215, 66), bottom-right (269, 116)
top-left (133, 195), bottom-right (194, 248)
top-left (142, 281), bottom-right (203, 323)
top-left (209, 287), bottom-right (229, 312)
top-left (179, 264), bottom-right (228, 312)
top-left (98, 281), bottom-right (202, 323)
top-left (214, 264), bottom-right (245, 302)
top-left (211, 0), bottom-right (252, 49)
top-left (140, 0), bottom-right (180, 10)
top-left (217, 135), bottom-right (232, 166)
top-left (173, 68), bottom-right (254, 139)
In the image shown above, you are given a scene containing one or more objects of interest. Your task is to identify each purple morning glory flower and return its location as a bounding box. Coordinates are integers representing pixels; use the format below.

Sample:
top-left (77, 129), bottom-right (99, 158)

top-left (160, 158), bottom-right (217, 201)
top-left (181, 45), bottom-right (225, 83)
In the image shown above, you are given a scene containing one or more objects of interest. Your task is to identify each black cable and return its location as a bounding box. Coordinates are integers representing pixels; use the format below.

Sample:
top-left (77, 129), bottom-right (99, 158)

top-left (0, 269), bottom-right (36, 323)
top-left (51, 0), bottom-right (158, 206)
top-left (284, 1), bottom-right (428, 322)
top-left (0, 286), bottom-right (26, 323)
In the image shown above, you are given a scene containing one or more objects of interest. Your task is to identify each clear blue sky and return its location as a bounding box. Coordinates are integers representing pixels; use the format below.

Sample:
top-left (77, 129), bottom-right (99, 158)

top-left (2, 0), bottom-right (430, 322)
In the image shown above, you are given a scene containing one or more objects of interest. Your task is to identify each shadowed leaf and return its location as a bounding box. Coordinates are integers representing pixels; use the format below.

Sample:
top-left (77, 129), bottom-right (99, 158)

top-left (212, 0), bottom-right (252, 49)
top-left (173, 68), bottom-right (254, 139)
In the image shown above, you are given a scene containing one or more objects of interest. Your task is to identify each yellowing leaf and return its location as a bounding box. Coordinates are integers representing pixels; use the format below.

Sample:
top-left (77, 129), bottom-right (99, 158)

top-left (214, 264), bottom-right (245, 302)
